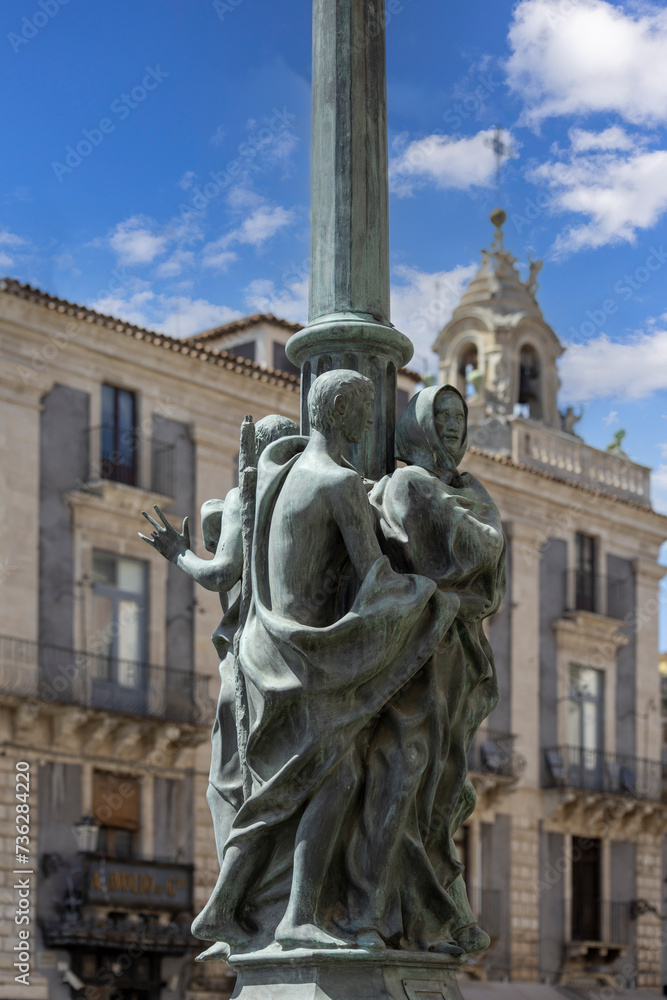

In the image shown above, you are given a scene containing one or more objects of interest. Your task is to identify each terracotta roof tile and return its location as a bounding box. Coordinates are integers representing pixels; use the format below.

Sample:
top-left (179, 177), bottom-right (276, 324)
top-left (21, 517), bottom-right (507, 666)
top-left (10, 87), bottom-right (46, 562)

top-left (0, 278), bottom-right (299, 389)
top-left (1, 277), bottom-right (424, 383)
top-left (184, 315), bottom-right (423, 383)
top-left (185, 313), bottom-right (302, 343)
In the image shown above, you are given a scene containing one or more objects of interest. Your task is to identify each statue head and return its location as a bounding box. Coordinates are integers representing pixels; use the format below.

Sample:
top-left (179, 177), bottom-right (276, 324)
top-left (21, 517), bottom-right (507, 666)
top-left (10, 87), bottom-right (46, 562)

top-left (308, 369), bottom-right (374, 444)
top-left (396, 384), bottom-right (468, 477)
top-left (254, 414), bottom-right (299, 458)
top-left (434, 388), bottom-right (467, 458)
top-left (200, 415), bottom-right (299, 553)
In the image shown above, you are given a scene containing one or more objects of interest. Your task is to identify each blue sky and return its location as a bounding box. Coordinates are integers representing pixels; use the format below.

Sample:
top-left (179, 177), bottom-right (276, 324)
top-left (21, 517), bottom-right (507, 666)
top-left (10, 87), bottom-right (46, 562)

top-left (3, 0), bottom-right (667, 635)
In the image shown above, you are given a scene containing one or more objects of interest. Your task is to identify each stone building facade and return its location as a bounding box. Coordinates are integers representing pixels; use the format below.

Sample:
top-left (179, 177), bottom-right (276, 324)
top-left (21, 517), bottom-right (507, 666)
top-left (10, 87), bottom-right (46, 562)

top-left (437, 214), bottom-right (667, 991)
top-left (0, 206), bottom-right (666, 997)
top-left (0, 279), bottom-right (417, 1000)
top-left (0, 283), bottom-right (308, 1000)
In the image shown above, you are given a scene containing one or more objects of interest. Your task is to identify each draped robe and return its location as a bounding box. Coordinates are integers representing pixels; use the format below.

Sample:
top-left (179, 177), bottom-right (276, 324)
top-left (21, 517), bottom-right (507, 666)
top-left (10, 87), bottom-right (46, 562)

top-left (204, 435), bottom-right (459, 948)
top-left (344, 386), bottom-right (506, 945)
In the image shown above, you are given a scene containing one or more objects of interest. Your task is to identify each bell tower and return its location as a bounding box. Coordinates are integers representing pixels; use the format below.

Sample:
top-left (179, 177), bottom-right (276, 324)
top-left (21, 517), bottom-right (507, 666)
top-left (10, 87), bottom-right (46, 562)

top-left (434, 210), bottom-right (564, 430)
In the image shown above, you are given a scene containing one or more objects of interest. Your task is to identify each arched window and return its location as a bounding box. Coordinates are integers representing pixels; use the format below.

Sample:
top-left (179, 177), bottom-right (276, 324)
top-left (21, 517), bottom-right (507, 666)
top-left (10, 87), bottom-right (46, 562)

top-left (456, 342), bottom-right (478, 398)
top-left (518, 344), bottom-right (542, 419)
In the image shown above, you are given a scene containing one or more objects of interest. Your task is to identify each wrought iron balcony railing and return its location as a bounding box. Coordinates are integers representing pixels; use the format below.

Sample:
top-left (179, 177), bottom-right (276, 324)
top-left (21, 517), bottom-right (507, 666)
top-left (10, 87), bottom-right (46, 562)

top-left (572, 898), bottom-right (632, 947)
top-left (41, 911), bottom-right (195, 953)
top-left (0, 635), bottom-right (214, 727)
top-left (563, 569), bottom-right (632, 619)
top-left (467, 730), bottom-right (524, 781)
top-left (86, 424), bottom-right (176, 496)
top-left (543, 745), bottom-right (662, 801)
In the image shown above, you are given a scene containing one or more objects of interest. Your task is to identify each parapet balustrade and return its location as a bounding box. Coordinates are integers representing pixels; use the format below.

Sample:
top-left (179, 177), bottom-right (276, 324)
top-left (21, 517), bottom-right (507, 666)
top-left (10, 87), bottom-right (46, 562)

top-left (511, 419), bottom-right (651, 503)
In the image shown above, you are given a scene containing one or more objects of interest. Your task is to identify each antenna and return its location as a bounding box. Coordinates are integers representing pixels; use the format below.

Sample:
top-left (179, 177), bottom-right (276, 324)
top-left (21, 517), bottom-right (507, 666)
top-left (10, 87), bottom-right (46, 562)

top-left (486, 125), bottom-right (513, 203)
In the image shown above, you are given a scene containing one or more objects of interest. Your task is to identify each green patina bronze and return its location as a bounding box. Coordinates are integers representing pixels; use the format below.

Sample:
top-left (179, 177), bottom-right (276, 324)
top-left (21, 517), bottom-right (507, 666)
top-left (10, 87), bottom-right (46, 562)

top-left (139, 4), bottom-right (506, 998)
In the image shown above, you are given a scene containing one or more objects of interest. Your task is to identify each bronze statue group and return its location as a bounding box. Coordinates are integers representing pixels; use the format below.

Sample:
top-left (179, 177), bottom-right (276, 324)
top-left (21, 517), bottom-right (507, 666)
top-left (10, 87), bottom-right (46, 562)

top-left (140, 372), bottom-right (505, 961)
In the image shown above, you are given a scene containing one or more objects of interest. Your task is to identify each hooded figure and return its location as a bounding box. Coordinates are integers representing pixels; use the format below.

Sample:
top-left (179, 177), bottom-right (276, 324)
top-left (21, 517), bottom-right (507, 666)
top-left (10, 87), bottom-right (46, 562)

top-left (345, 384), bottom-right (506, 954)
top-left (191, 373), bottom-right (460, 956)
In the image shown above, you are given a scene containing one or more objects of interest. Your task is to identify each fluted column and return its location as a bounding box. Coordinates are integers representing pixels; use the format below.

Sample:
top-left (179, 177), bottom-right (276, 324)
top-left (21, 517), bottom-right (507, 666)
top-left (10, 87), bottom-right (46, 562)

top-left (287, 0), bottom-right (413, 479)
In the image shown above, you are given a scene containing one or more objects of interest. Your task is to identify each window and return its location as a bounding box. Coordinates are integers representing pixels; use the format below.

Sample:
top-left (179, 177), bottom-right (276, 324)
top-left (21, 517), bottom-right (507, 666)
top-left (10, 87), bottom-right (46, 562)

top-left (92, 771), bottom-right (140, 859)
top-left (230, 340), bottom-right (256, 361)
top-left (575, 533), bottom-right (597, 612)
top-left (91, 551), bottom-right (147, 688)
top-left (101, 384), bottom-right (137, 486)
top-left (568, 664), bottom-right (604, 772)
top-left (456, 343), bottom-right (478, 398)
top-left (518, 344), bottom-right (541, 419)
top-left (571, 836), bottom-right (601, 941)
top-left (272, 341), bottom-right (300, 377)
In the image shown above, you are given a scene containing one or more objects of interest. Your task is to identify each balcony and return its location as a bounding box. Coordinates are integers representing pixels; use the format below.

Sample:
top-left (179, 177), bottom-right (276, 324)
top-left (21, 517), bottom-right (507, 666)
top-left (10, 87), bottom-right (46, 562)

top-left (562, 899), bottom-right (633, 986)
top-left (563, 569), bottom-right (632, 620)
top-left (0, 635), bottom-right (214, 727)
top-left (572, 898), bottom-right (632, 947)
top-left (467, 730), bottom-right (525, 809)
top-left (510, 419), bottom-right (651, 504)
top-left (86, 424), bottom-right (175, 496)
top-left (543, 746), bottom-right (662, 802)
top-left (468, 730), bottom-right (524, 780)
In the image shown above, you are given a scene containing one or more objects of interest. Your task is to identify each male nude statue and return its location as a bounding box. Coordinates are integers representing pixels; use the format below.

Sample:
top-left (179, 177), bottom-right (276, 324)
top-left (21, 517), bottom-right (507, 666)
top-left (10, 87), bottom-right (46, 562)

top-left (191, 370), bottom-right (458, 954)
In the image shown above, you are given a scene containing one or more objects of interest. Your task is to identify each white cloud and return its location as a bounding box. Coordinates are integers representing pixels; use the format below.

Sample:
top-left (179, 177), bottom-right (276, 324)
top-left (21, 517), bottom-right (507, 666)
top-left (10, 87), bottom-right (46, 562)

top-left (90, 287), bottom-right (242, 339)
top-left (568, 126), bottom-right (635, 153)
top-left (506, 0), bottom-right (667, 126)
top-left (530, 145), bottom-right (667, 252)
top-left (0, 229), bottom-right (25, 248)
top-left (214, 192), bottom-right (296, 252)
top-left (390, 262), bottom-right (478, 373)
top-left (244, 277), bottom-right (308, 324)
top-left (651, 464), bottom-right (667, 515)
top-left (92, 289), bottom-right (157, 329)
top-left (389, 129), bottom-right (512, 196)
top-left (209, 125), bottom-right (226, 147)
top-left (201, 241), bottom-right (238, 272)
top-left (0, 228), bottom-right (27, 270)
top-left (155, 249), bottom-right (195, 278)
top-left (177, 171), bottom-right (197, 190)
top-left (158, 296), bottom-right (242, 338)
top-left (108, 216), bottom-right (168, 266)
top-left (242, 261), bottom-right (480, 358)
top-left (559, 325), bottom-right (667, 402)
top-left (234, 204), bottom-right (294, 246)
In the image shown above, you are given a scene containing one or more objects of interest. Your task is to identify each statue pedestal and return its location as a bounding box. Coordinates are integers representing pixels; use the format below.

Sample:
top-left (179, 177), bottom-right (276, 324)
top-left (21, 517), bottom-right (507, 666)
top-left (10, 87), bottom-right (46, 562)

top-left (228, 949), bottom-right (465, 1000)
